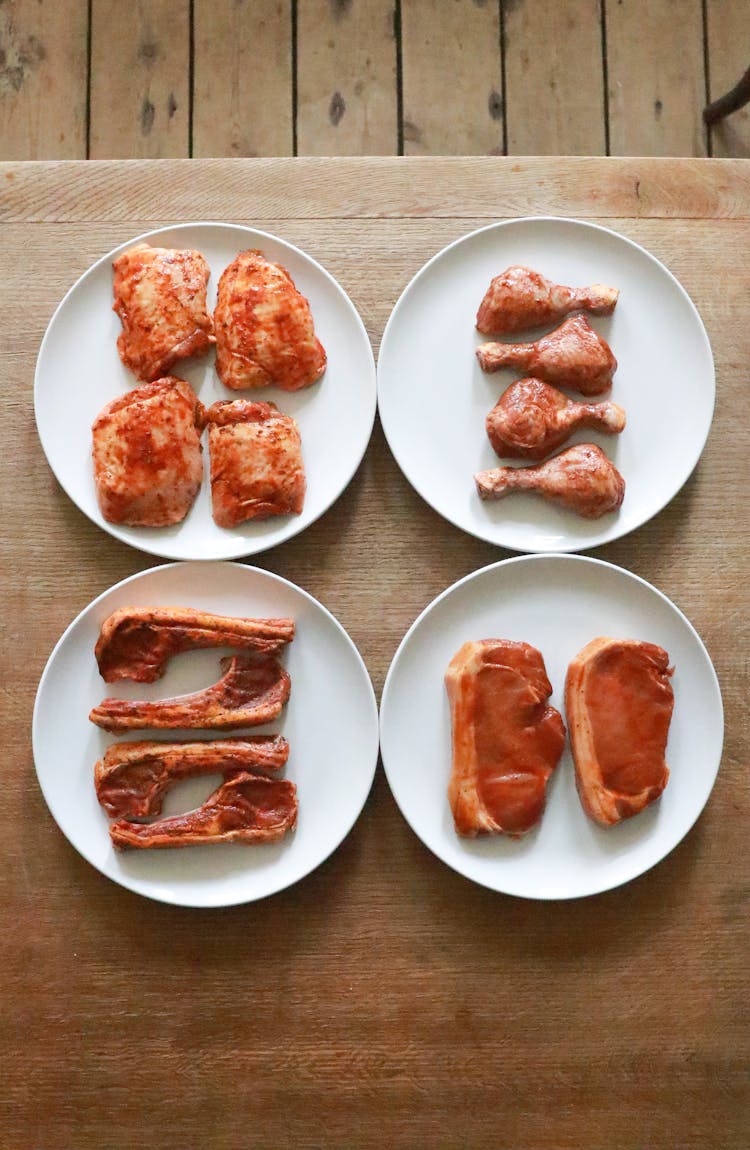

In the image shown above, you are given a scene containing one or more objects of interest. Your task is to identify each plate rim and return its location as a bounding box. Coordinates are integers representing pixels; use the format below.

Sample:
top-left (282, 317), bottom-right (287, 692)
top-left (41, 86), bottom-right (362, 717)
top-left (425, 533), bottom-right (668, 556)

top-left (376, 215), bottom-right (716, 554)
top-left (32, 559), bottom-right (380, 908)
top-left (34, 220), bottom-right (377, 562)
top-left (379, 551), bottom-right (724, 900)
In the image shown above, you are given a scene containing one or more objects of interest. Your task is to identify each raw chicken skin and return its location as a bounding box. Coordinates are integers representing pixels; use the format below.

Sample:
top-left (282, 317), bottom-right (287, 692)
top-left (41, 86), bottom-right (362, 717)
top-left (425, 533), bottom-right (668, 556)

top-left (475, 443), bottom-right (625, 519)
top-left (91, 377), bottom-right (206, 527)
top-left (214, 249), bottom-right (326, 391)
top-left (109, 772), bottom-right (298, 850)
top-left (207, 400), bottom-right (305, 526)
top-left (95, 735), bottom-right (290, 818)
top-left (445, 640), bottom-right (566, 837)
top-left (112, 243), bottom-right (215, 382)
top-left (477, 314), bottom-right (617, 395)
top-left (476, 265), bottom-right (618, 336)
top-left (95, 606), bottom-right (294, 683)
top-left (565, 638), bottom-right (674, 825)
top-left (89, 653), bottom-right (291, 732)
top-left (486, 378), bottom-right (626, 460)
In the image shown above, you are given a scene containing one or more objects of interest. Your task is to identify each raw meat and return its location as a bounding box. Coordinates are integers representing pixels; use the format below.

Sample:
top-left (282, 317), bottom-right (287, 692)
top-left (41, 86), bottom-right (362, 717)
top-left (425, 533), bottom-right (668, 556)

top-left (95, 606), bottom-right (294, 683)
top-left (445, 639), bottom-right (565, 837)
top-left (112, 243), bottom-right (215, 382)
top-left (486, 378), bottom-right (625, 460)
top-left (206, 400), bottom-right (305, 526)
top-left (565, 637), bottom-right (674, 825)
top-left (92, 377), bottom-right (205, 527)
top-left (95, 735), bottom-right (290, 818)
top-left (109, 772), bottom-right (298, 849)
top-left (477, 314), bottom-right (617, 395)
top-left (476, 265), bottom-right (618, 336)
top-left (475, 443), bottom-right (625, 519)
top-left (89, 653), bottom-right (291, 732)
top-left (214, 249), bottom-right (326, 390)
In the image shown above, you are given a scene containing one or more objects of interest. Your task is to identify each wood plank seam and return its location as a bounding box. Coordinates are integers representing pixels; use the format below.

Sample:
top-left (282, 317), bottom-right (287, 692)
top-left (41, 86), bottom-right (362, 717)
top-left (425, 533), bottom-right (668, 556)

top-left (701, 0), bottom-right (711, 157)
top-left (498, 0), bottom-right (508, 156)
top-left (188, 0), bottom-right (194, 157)
top-left (395, 0), bottom-right (404, 156)
top-left (85, 0), bottom-right (92, 159)
top-left (292, 0), bottom-right (298, 156)
top-left (600, 0), bottom-right (611, 155)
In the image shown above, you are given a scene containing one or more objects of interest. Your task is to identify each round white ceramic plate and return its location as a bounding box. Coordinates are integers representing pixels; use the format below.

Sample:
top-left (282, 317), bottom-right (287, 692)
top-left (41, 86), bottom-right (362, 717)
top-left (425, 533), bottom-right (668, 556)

top-left (380, 555), bottom-right (723, 899)
top-left (377, 217), bottom-right (715, 553)
top-left (35, 223), bottom-right (376, 560)
top-left (33, 562), bottom-right (379, 907)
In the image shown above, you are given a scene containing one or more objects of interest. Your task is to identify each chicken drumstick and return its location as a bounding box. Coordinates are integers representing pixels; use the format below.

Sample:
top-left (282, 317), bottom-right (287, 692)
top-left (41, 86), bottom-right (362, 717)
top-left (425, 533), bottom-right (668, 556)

top-left (486, 378), bottom-right (626, 460)
top-left (475, 443), bottom-right (625, 519)
top-left (476, 265), bottom-right (618, 336)
top-left (477, 315), bottom-right (617, 395)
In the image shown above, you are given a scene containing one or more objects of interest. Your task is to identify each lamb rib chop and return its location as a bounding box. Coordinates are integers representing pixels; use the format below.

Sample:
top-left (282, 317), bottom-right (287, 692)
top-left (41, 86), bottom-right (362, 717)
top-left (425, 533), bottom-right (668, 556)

top-left (89, 653), bottom-right (291, 732)
top-left (95, 735), bottom-right (290, 819)
top-left (109, 772), bottom-right (298, 850)
top-left (95, 606), bottom-right (295, 683)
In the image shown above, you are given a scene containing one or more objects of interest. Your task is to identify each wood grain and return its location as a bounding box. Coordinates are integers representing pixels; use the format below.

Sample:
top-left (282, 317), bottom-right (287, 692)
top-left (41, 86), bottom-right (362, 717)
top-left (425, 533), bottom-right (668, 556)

top-left (193, 0), bottom-right (293, 157)
top-left (706, 1), bottom-right (750, 159)
top-left (606, 0), bottom-right (707, 156)
top-left (504, 0), bottom-right (605, 155)
top-left (0, 158), bottom-right (748, 1150)
top-left (0, 0), bottom-right (88, 159)
top-left (2, 157), bottom-right (748, 223)
top-left (401, 0), bottom-right (502, 155)
top-left (296, 0), bottom-right (397, 156)
top-left (89, 0), bottom-right (190, 159)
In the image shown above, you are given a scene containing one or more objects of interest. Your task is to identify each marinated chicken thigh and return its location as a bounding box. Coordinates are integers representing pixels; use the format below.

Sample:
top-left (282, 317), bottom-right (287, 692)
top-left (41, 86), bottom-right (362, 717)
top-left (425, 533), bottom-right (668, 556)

top-left (95, 735), bottom-right (290, 818)
top-left (477, 314), bottom-right (617, 395)
top-left (475, 443), bottom-right (625, 519)
top-left (565, 638), bottom-right (674, 825)
top-left (95, 606), bottom-right (294, 682)
top-left (486, 378), bottom-right (626, 460)
top-left (476, 265), bottom-right (618, 336)
top-left (214, 250), bottom-right (326, 391)
top-left (446, 640), bottom-right (565, 837)
top-left (92, 377), bottom-right (205, 527)
top-left (109, 772), bottom-right (298, 850)
top-left (112, 243), bottom-right (215, 382)
top-left (207, 400), bottom-right (305, 527)
top-left (89, 653), bottom-right (291, 732)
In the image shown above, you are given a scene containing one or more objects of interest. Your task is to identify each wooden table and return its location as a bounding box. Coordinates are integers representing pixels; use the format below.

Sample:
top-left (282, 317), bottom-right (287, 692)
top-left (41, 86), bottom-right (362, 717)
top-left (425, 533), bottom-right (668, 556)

top-left (2, 1), bottom-right (749, 161)
top-left (1, 157), bottom-right (747, 1149)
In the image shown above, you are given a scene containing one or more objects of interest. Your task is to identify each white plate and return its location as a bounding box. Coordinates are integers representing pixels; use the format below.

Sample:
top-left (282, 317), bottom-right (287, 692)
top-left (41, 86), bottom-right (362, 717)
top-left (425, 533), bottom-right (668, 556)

top-left (33, 562), bottom-right (379, 907)
top-left (380, 555), bottom-right (723, 899)
top-left (35, 223), bottom-right (376, 560)
top-left (377, 217), bottom-right (715, 553)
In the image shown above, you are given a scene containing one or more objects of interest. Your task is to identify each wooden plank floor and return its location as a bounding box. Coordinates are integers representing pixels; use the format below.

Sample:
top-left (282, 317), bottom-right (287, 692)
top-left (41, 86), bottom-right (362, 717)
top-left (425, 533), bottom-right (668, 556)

top-left (1, 0), bottom-right (748, 159)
